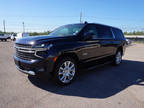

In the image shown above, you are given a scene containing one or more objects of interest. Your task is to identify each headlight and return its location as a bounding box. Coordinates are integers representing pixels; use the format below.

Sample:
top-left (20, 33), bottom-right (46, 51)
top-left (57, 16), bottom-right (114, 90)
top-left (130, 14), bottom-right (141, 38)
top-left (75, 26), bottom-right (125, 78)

top-left (34, 44), bottom-right (53, 51)
top-left (34, 44), bottom-right (45, 48)
top-left (34, 44), bottom-right (53, 58)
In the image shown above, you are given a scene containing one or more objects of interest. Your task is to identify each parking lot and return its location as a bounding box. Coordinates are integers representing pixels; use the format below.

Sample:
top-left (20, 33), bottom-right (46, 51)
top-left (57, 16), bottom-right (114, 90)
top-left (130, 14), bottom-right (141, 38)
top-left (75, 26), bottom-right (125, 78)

top-left (0, 41), bottom-right (144, 108)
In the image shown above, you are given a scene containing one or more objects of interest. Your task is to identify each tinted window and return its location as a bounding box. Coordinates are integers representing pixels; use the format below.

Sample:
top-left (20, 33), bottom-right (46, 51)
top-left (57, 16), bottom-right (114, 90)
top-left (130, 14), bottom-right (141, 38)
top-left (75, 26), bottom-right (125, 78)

top-left (49, 24), bottom-right (85, 37)
top-left (96, 25), bottom-right (113, 39)
top-left (84, 25), bottom-right (98, 39)
top-left (112, 28), bottom-right (124, 40)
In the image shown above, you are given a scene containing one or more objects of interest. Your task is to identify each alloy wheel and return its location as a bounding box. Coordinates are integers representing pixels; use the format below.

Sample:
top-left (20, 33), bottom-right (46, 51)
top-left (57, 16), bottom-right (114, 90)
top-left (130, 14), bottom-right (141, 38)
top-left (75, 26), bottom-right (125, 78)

top-left (115, 51), bottom-right (122, 64)
top-left (58, 61), bottom-right (75, 83)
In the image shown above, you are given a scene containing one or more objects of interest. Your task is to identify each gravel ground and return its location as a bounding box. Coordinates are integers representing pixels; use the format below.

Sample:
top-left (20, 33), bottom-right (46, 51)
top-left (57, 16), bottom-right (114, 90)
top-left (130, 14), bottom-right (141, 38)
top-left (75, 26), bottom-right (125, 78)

top-left (0, 41), bottom-right (144, 108)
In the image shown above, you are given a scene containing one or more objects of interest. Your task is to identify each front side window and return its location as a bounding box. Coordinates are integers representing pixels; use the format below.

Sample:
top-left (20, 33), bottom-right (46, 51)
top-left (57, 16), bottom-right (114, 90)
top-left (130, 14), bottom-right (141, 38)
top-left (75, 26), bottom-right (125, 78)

top-left (48, 24), bottom-right (85, 37)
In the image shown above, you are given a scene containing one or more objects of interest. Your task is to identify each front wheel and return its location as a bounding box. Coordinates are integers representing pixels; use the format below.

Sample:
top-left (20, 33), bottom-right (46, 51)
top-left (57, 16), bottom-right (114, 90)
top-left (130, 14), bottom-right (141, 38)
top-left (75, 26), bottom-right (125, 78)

top-left (113, 51), bottom-right (122, 65)
top-left (53, 57), bottom-right (77, 85)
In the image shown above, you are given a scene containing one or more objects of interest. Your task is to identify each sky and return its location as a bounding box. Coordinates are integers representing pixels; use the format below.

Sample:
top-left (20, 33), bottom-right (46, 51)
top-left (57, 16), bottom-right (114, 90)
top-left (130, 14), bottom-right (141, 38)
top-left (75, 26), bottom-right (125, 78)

top-left (0, 0), bottom-right (144, 32)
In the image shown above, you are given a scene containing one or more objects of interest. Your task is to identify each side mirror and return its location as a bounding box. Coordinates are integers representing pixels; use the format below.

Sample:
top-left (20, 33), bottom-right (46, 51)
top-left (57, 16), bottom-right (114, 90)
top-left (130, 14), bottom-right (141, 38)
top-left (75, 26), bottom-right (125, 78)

top-left (83, 32), bottom-right (94, 41)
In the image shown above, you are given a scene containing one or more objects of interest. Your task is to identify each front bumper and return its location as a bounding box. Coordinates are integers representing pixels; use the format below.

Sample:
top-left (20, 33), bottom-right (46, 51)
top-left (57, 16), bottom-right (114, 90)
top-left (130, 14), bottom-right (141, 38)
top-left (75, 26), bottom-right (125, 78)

top-left (14, 55), bottom-right (55, 76)
top-left (16, 65), bottom-right (36, 75)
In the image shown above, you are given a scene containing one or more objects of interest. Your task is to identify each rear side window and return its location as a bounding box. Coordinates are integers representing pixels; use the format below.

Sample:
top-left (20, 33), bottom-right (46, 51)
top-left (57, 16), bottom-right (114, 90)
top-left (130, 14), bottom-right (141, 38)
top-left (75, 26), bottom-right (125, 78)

top-left (96, 25), bottom-right (113, 39)
top-left (112, 28), bottom-right (125, 40)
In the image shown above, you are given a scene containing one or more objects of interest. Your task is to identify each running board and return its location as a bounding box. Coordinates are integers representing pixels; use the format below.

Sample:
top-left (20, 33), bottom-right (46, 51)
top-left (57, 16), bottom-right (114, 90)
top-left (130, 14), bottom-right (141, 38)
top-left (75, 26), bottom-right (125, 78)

top-left (86, 61), bottom-right (113, 71)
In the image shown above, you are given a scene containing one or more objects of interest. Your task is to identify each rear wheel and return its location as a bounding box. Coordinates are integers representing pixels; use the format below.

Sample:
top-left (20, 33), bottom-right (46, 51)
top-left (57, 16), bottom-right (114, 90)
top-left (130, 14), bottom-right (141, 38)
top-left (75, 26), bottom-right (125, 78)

top-left (53, 57), bottom-right (77, 85)
top-left (113, 50), bottom-right (122, 65)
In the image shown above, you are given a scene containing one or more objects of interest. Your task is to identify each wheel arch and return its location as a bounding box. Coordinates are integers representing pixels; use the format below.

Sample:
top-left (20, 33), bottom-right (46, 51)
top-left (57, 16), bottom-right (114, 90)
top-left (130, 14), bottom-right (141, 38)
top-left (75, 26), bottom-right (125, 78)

top-left (117, 46), bottom-right (123, 55)
top-left (51, 52), bottom-right (79, 76)
top-left (56, 52), bottom-right (79, 64)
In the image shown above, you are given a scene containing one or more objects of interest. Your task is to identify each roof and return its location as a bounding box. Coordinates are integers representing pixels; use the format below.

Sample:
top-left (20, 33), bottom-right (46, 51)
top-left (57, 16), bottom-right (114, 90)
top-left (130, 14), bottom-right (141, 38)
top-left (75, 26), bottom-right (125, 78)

top-left (66, 22), bottom-right (121, 30)
top-left (86, 23), bottom-right (121, 30)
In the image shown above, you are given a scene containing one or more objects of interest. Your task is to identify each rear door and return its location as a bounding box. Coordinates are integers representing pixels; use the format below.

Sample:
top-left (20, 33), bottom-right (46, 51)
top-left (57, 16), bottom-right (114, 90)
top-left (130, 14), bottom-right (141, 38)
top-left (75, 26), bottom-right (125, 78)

top-left (96, 25), bottom-right (115, 56)
top-left (79, 24), bottom-right (102, 61)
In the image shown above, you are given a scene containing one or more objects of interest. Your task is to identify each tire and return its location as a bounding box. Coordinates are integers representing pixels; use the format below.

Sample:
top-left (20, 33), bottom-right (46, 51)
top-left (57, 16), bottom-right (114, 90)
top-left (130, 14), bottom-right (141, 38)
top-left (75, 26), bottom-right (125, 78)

top-left (113, 50), bottom-right (122, 65)
top-left (53, 57), bottom-right (77, 85)
top-left (5, 39), bottom-right (7, 41)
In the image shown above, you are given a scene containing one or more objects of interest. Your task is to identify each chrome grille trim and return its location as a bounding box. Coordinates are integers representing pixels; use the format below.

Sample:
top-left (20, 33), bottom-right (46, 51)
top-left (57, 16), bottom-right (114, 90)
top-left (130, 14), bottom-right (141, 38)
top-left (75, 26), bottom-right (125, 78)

top-left (15, 43), bottom-right (48, 60)
top-left (14, 46), bottom-right (48, 51)
top-left (15, 44), bottom-right (37, 60)
top-left (14, 46), bottom-right (34, 50)
top-left (15, 43), bottom-right (32, 48)
top-left (17, 49), bottom-right (35, 53)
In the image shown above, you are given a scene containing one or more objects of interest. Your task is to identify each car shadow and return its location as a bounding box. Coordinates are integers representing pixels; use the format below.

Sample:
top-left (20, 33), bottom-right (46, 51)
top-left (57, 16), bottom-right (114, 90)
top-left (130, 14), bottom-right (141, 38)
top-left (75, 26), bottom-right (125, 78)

top-left (28, 60), bottom-right (144, 98)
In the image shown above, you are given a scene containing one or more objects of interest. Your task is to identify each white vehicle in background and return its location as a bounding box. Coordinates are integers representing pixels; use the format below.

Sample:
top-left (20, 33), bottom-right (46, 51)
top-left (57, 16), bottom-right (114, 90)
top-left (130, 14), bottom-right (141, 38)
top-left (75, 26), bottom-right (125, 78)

top-left (11, 33), bottom-right (29, 41)
top-left (0, 34), bottom-right (10, 41)
top-left (11, 34), bottom-right (17, 41)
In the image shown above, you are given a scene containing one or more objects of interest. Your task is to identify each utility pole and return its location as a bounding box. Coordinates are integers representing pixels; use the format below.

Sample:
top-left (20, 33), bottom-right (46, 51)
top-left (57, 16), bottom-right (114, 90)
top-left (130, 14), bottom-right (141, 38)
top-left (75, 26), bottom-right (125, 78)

top-left (22, 22), bottom-right (25, 33)
top-left (3, 20), bottom-right (6, 33)
top-left (80, 12), bottom-right (82, 23)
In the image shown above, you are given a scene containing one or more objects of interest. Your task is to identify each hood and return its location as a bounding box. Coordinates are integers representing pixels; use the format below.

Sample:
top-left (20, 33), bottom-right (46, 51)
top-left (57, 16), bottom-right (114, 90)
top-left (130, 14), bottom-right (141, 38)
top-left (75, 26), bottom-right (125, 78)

top-left (15, 35), bottom-right (74, 45)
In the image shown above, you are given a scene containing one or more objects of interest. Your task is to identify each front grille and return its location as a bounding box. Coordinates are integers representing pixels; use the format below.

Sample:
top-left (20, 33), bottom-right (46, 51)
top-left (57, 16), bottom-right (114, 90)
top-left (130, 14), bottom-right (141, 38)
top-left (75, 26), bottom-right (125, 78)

top-left (16, 49), bottom-right (37, 60)
top-left (15, 44), bottom-right (37, 61)
top-left (15, 43), bottom-right (32, 48)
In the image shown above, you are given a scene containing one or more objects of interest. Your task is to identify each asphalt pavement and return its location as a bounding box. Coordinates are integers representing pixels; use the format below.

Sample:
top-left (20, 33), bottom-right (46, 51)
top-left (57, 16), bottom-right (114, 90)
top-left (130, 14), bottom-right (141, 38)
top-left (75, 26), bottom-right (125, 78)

top-left (0, 41), bottom-right (144, 108)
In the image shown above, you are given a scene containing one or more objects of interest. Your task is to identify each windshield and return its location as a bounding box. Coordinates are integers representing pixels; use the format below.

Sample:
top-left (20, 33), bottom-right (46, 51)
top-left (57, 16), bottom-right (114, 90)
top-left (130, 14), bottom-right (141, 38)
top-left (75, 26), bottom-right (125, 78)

top-left (48, 24), bottom-right (85, 37)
